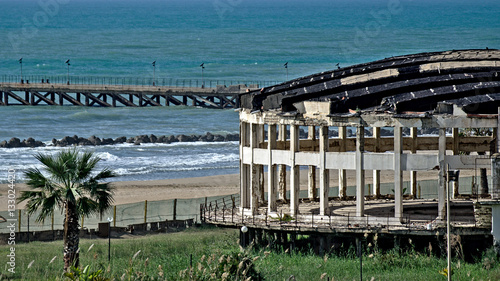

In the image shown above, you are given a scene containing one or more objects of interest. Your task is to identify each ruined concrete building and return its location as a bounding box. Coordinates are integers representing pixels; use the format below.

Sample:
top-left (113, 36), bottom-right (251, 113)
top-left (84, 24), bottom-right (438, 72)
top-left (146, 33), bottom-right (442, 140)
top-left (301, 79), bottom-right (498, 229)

top-left (238, 49), bottom-right (500, 226)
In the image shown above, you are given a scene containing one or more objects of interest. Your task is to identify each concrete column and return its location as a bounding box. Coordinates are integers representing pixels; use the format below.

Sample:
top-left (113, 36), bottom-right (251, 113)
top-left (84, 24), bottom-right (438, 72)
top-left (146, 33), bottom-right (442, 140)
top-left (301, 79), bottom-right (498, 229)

top-left (410, 127), bottom-right (418, 198)
top-left (319, 126), bottom-right (330, 215)
top-left (356, 126), bottom-right (365, 217)
top-left (438, 128), bottom-right (447, 220)
top-left (373, 127), bottom-right (381, 198)
top-left (394, 126), bottom-right (403, 220)
top-left (339, 126), bottom-right (347, 199)
top-left (491, 154), bottom-right (500, 199)
top-left (452, 128), bottom-right (460, 198)
top-left (250, 123), bottom-right (259, 214)
top-left (290, 124), bottom-right (300, 216)
top-left (240, 122), bottom-right (250, 209)
top-left (258, 124), bottom-right (265, 201)
top-left (308, 125), bottom-right (317, 200)
top-left (278, 124), bottom-right (288, 202)
top-left (497, 107), bottom-right (500, 153)
top-left (268, 124), bottom-right (278, 212)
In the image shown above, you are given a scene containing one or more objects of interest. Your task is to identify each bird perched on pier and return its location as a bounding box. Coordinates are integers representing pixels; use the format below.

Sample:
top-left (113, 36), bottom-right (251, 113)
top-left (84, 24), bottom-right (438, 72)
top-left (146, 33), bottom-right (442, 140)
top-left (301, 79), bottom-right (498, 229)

top-left (200, 63), bottom-right (204, 69)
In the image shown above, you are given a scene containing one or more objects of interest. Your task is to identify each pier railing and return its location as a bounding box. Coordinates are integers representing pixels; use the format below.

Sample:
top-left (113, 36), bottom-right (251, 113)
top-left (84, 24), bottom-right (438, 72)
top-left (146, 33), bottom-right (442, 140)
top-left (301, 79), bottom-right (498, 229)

top-left (0, 75), bottom-right (279, 89)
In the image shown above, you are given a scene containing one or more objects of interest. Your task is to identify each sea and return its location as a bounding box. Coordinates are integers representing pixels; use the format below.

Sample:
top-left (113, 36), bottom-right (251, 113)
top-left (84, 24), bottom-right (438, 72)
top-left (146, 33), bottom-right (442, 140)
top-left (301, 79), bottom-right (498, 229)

top-left (0, 0), bottom-right (499, 183)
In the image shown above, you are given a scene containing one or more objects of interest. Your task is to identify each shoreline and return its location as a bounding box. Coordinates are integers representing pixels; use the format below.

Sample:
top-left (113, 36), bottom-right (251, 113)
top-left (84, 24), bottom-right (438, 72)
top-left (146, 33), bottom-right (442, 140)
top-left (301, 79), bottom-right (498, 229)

top-left (0, 169), bottom-right (477, 212)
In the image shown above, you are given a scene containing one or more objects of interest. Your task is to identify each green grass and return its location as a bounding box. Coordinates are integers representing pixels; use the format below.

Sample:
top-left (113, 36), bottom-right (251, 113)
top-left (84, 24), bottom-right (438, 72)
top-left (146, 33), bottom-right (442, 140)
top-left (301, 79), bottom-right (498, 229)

top-left (1, 226), bottom-right (500, 280)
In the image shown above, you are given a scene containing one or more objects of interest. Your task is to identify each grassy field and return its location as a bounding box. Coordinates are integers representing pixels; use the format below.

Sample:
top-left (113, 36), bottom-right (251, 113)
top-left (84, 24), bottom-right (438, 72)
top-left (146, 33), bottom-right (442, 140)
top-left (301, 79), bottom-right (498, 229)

top-left (1, 226), bottom-right (500, 280)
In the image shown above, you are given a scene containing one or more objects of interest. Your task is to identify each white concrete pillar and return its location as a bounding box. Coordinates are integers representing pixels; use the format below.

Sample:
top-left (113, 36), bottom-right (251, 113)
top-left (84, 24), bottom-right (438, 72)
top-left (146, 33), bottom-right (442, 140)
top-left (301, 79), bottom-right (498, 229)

top-left (268, 124), bottom-right (278, 212)
top-left (250, 123), bottom-right (259, 214)
top-left (356, 126), bottom-right (365, 217)
top-left (373, 127), bottom-right (381, 198)
top-left (240, 122), bottom-right (250, 209)
top-left (438, 128), bottom-right (447, 220)
top-left (308, 125), bottom-right (317, 200)
top-left (410, 127), bottom-right (418, 198)
top-left (278, 124), bottom-right (287, 202)
top-left (452, 128), bottom-right (460, 199)
top-left (319, 126), bottom-right (330, 215)
top-left (290, 124), bottom-right (300, 215)
top-left (258, 124), bottom-right (265, 201)
top-left (394, 126), bottom-right (403, 220)
top-left (339, 126), bottom-right (347, 199)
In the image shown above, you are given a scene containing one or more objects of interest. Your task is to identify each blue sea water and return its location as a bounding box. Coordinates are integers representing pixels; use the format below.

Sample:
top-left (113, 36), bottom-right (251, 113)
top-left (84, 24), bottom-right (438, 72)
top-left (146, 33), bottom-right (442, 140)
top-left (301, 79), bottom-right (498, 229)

top-left (0, 0), bottom-right (499, 182)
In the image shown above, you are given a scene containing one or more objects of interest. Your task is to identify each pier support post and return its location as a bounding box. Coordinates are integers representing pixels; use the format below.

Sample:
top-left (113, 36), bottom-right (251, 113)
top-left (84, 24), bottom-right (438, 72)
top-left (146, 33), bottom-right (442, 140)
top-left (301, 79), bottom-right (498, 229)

top-left (290, 124), bottom-right (300, 216)
top-left (240, 122), bottom-right (250, 210)
top-left (394, 126), bottom-right (403, 220)
top-left (339, 126), bottom-right (347, 199)
top-left (278, 124), bottom-right (288, 202)
top-left (268, 124), bottom-right (277, 212)
top-left (373, 127), bottom-right (381, 198)
top-left (250, 123), bottom-right (260, 214)
top-left (438, 128), bottom-right (447, 220)
top-left (410, 127), bottom-right (418, 198)
top-left (308, 126), bottom-right (317, 200)
top-left (356, 126), bottom-right (365, 217)
top-left (319, 126), bottom-right (330, 215)
top-left (452, 128), bottom-right (460, 198)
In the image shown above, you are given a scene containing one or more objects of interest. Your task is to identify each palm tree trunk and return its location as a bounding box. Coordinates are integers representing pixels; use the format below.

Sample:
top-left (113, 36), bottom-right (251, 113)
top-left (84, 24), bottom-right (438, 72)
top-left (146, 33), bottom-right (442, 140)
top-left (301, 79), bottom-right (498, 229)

top-left (63, 201), bottom-right (80, 272)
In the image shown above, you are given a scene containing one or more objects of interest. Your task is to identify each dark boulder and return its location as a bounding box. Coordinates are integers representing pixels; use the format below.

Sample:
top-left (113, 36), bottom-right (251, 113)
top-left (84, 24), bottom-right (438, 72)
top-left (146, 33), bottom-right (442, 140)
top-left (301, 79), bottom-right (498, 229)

top-left (101, 138), bottom-right (114, 145)
top-left (177, 134), bottom-right (189, 142)
top-left (206, 132), bottom-right (214, 142)
top-left (149, 134), bottom-right (158, 143)
top-left (88, 135), bottom-right (101, 145)
top-left (213, 135), bottom-right (225, 142)
top-left (8, 137), bottom-right (22, 148)
top-left (114, 136), bottom-right (127, 143)
top-left (226, 134), bottom-right (239, 141)
top-left (78, 139), bottom-right (93, 146)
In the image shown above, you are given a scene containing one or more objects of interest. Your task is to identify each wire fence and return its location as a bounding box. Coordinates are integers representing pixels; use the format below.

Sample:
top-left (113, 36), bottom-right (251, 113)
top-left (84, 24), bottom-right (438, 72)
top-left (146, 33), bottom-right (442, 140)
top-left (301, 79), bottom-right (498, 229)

top-left (0, 75), bottom-right (280, 89)
top-left (0, 194), bottom-right (238, 233)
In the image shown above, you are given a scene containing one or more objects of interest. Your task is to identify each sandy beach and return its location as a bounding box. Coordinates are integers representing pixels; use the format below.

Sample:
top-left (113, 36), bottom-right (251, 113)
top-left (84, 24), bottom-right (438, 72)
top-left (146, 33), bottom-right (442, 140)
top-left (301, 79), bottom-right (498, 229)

top-left (0, 169), bottom-right (479, 212)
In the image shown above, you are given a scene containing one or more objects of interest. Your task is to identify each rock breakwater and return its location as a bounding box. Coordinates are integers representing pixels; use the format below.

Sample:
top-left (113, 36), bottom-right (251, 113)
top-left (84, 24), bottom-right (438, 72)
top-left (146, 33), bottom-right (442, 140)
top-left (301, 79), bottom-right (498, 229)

top-left (0, 132), bottom-right (240, 148)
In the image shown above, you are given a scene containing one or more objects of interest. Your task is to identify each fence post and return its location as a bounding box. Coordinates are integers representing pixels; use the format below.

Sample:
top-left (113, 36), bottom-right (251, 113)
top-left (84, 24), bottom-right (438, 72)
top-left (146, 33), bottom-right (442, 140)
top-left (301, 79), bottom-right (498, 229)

top-left (81, 215), bottom-right (84, 229)
top-left (18, 210), bottom-right (21, 232)
top-left (144, 200), bottom-right (148, 223)
top-left (51, 212), bottom-right (54, 231)
top-left (173, 199), bottom-right (177, 221)
top-left (113, 206), bottom-right (116, 227)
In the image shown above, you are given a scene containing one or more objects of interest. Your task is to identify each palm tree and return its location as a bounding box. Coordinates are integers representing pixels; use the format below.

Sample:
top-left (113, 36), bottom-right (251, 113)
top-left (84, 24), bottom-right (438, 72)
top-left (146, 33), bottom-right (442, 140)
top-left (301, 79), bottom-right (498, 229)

top-left (18, 149), bottom-right (116, 272)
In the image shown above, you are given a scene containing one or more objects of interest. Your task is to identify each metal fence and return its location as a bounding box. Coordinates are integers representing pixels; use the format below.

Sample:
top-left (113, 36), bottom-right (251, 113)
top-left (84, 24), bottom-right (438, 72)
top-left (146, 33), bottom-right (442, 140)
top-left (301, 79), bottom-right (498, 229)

top-left (0, 194), bottom-right (238, 233)
top-left (0, 75), bottom-right (280, 89)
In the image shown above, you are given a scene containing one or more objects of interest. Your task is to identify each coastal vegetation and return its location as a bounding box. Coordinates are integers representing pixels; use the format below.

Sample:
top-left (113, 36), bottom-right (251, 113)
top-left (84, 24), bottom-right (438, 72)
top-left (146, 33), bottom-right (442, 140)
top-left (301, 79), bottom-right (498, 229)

top-left (17, 149), bottom-right (116, 271)
top-left (1, 226), bottom-right (499, 280)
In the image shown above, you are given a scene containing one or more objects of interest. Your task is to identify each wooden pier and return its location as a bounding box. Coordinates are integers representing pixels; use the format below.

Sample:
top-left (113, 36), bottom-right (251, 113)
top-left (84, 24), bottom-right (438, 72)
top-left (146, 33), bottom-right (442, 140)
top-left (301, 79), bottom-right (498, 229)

top-left (0, 82), bottom-right (258, 108)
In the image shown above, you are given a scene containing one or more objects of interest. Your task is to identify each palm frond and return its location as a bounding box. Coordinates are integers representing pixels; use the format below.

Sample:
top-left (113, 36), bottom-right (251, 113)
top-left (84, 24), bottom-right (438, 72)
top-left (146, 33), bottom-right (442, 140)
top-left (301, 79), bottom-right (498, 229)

top-left (23, 148), bottom-right (116, 220)
top-left (77, 197), bottom-right (99, 217)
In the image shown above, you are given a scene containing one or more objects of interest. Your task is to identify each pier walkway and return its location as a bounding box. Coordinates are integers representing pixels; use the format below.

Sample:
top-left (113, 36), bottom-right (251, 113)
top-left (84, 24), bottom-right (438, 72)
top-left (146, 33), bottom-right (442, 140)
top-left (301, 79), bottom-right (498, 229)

top-left (0, 76), bottom-right (272, 108)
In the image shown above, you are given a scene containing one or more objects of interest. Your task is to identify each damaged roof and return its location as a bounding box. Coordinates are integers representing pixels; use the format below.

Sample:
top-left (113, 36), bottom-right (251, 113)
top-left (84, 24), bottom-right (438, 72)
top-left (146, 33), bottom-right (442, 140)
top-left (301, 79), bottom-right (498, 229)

top-left (240, 49), bottom-right (500, 116)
